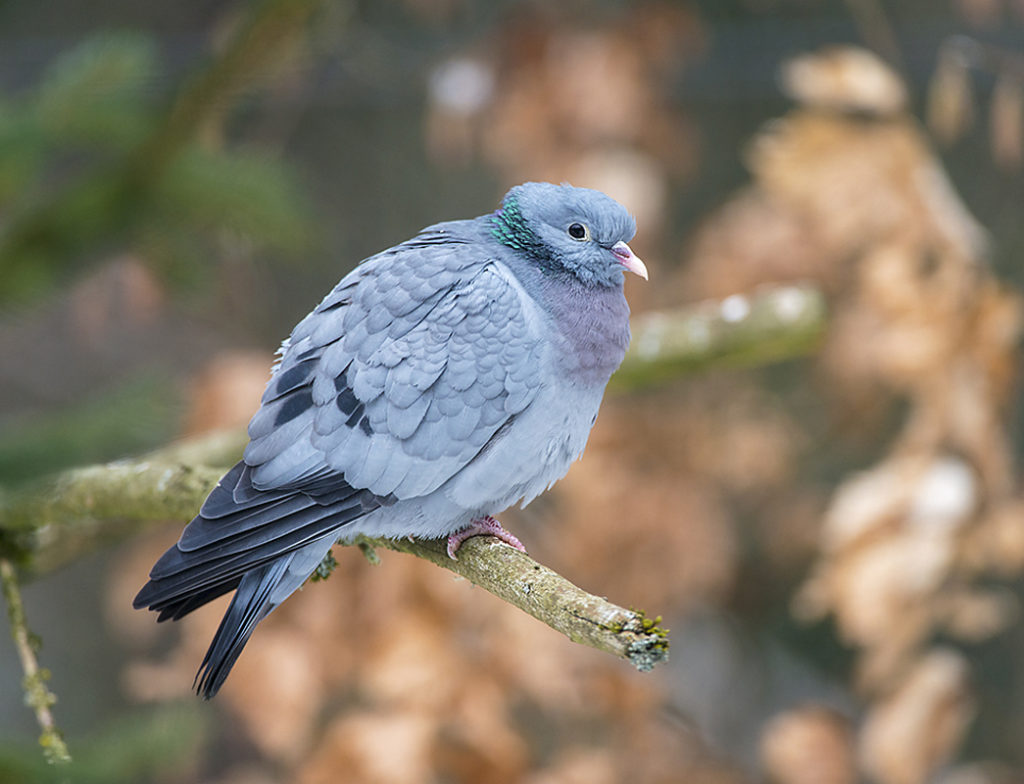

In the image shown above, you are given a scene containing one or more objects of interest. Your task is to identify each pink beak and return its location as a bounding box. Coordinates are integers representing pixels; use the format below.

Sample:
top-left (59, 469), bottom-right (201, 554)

top-left (611, 241), bottom-right (649, 280)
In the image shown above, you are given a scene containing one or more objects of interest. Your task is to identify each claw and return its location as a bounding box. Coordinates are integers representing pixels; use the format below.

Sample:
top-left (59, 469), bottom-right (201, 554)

top-left (446, 516), bottom-right (527, 559)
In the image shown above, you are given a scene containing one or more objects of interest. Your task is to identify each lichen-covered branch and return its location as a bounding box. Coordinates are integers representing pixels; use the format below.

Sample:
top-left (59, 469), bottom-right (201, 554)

top-left (0, 431), bottom-right (669, 671)
top-left (352, 535), bottom-right (669, 671)
top-left (0, 557), bottom-right (70, 764)
top-left (613, 283), bottom-right (827, 390)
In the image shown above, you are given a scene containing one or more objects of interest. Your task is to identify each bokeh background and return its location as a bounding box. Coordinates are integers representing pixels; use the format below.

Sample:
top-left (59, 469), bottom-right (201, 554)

top-left (2, 1), bottom-right (1024, 782)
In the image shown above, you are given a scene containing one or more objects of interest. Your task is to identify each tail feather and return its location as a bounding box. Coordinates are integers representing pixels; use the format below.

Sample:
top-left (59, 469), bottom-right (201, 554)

top-left (194, 557), bottom-right (292, 699)
top-left (194, 532), bottom-right (337, 699)
top-left (155, 580), bottom-right (240, 623)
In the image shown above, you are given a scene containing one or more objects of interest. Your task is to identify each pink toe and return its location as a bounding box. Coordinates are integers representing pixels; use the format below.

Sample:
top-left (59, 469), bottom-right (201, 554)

top-left (446, 517), bottom-right (526, 559)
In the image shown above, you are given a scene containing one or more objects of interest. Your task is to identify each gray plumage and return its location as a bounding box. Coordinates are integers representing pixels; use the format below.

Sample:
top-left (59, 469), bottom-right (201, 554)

top-left (134, 182), bottom-right (646, 698)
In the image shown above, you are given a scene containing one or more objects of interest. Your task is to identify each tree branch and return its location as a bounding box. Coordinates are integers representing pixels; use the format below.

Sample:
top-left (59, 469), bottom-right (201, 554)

top-left (0, 429), bottom-right (669, 671)
top-left (352, 535), bottom-right (669, 671)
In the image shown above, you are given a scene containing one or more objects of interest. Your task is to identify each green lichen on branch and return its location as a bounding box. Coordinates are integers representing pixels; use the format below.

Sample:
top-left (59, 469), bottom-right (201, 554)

top-left (625, 610), bottom-right (670, 672)
top-left (309, 550), bottom-right (338, 582)
top-left (357, 541), bottom-right (381, 566)
top-left (0, 558), bottom-right (70, 765)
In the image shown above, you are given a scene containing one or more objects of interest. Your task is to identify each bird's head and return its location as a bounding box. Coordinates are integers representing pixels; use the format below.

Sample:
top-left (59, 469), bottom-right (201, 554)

top-left (491, 182), bottom-right (648, 287)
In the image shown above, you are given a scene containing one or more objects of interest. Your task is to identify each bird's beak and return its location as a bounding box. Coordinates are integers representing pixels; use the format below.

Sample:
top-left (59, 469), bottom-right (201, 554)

top-left (611, 241), bottom-right (649, 280)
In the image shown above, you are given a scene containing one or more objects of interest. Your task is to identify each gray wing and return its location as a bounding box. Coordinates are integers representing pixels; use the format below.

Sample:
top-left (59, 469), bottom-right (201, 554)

top-left (244, 232), bottom-right (545, 500)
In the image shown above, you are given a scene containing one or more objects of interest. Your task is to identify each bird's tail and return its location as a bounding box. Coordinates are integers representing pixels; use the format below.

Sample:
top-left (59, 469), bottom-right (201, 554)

top-left (134, 460), bottom-right (383, 698)
top-left (194, 532), bottom-right (336, 699)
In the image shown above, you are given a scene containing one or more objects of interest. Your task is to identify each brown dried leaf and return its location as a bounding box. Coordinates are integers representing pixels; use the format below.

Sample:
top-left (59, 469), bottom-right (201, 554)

top-left (682, 189), bottom-right (829, 298)
top-left (436, 679), bottom-right (530, 782)
top-left (781, 46), bottom-right (907, 115)
top-left (760, 706), bottom-right (856, 784)
top-left (359, 612), bottom-right (460, 711)
top-left (830, 534), bottom-right (951, 651)
top-left (222, 626), bottom-right (324, 762)
top-left (968, 499), bottom-right (1024, 575)
top-left (818, 456), bottom-right (976, 555)
top-left (938, 588), bottom-right (1019, 641)
top-left (295, 711), bottom-right (437, 784)
top-left (799, 454), bottom-right (982, 686)
top-left (523, 748), bottom-right (618, 784)
top-left (859, 649), bottom-right (975, 784)
top-left (469, 4), bottom-right (699, 226)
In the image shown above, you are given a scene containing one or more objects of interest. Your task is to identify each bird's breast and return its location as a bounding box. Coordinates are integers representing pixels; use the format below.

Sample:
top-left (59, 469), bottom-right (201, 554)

top-left (547, 284), bottom-right (631, 386)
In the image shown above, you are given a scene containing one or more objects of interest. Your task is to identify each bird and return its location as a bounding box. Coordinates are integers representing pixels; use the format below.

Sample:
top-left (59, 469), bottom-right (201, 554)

top-left (133, 181), bottom-right (648, 698)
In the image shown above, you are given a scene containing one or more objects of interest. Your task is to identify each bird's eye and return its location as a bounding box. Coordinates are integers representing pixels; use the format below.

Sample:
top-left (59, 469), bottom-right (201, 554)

top-left (567, 222), bottom-right (589, 240)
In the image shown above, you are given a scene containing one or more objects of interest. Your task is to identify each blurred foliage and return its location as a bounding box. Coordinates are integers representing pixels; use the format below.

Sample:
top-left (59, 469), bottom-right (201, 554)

top-left (0, 704), bottom-right (208, 784)
top-left (0, 31), bottom-right (315, 304)
top-left (0, 375), bottom-right (182, 486)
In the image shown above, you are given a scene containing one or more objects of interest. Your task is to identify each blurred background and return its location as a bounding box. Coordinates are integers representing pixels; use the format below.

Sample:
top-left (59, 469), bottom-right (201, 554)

top-left (1, 0), bottom-right (1023, 782)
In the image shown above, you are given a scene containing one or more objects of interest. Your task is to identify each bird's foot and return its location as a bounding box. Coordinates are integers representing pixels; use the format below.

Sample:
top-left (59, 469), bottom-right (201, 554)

top-left (446, 516), bottom-right (526, 560)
